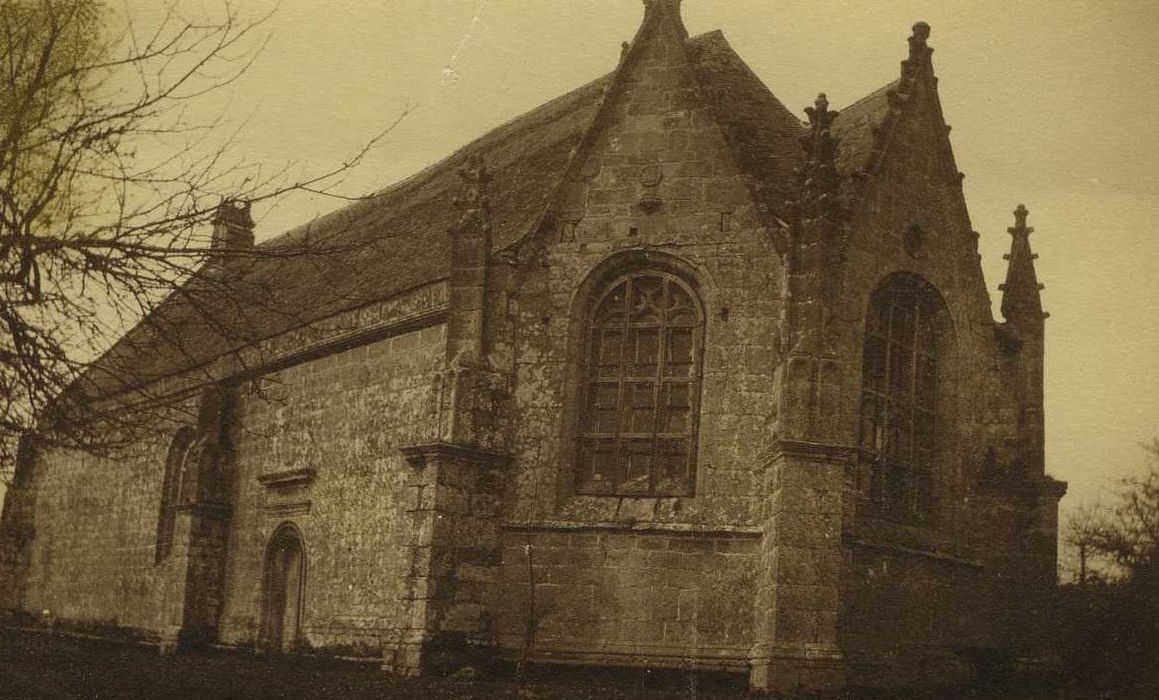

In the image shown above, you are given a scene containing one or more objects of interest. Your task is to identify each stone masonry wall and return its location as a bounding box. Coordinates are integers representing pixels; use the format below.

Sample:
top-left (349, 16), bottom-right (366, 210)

top-left (15, 321), bottom-right (442, 652)
top-left (841, 546), bottom-right (988, 686)
top-left (22, 438), bottom-right (175, 631)
top-left (495, 16), bottom-right (784, 666)
top-left (217, 322), bottom-right (444, 655)
top-left (0, 438), bottom-right (39, 612)
top-left (503, 0), bottom-right (782, 530)
top-left (497, 527), bottom-right (759, 669)
top-left (829, 67), bottom-right (1040, 679)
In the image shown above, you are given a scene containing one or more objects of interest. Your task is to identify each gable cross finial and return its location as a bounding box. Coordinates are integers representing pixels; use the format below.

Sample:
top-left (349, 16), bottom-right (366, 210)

top-left (910, 21), bottom-right (931, 53)
top-left (909, 21), bottom-right (932, 59)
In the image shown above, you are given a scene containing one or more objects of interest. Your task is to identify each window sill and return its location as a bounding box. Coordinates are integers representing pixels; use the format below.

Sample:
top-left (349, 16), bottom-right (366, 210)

top-left (501, 519), bottom-right (762, 539)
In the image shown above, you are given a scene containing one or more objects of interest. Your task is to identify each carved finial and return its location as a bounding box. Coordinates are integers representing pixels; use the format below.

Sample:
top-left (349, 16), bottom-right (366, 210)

top-left (1011, 204), bottom-right (1032, 235)
top-left (903, 21), bottom-right (933, 77)
top-left (804, 93), bottom-right (837, 134)
top-left (643, 0), bottom-right (683, 16)
top-left (797, 93), bottom-right (843, 222)
top-left (911, 21), bottom-right (931, 45)
top-left (212, 198), bottom-right (253, 228)
top-left (455, 153), bottom-right (490, 213)
top-left (1001, 203), bottom-right (1045, 325)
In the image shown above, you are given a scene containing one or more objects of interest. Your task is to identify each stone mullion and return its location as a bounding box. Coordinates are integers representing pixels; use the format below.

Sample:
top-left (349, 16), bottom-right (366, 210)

top-left (648, 287), bottom-right (666, 495)
top-left (611, 279), bottom-right (632, 492)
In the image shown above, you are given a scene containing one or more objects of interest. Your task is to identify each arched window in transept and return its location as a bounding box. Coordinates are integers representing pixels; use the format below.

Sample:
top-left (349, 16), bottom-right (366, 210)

top-left (576, 271), bottom-right (704, 497)
top-left (858, 274), bottom-right (946, 523)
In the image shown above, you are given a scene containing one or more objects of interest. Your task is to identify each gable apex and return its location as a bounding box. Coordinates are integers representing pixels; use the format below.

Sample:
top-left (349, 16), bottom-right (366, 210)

top-left (640, 0), bottom-right (688, 40)
top-left (829, 22), bottom-right (964, 199)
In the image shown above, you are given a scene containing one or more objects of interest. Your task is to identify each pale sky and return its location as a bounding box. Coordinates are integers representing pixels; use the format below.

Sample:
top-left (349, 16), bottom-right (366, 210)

top-left (8, 2), bottom-right (1158, 547)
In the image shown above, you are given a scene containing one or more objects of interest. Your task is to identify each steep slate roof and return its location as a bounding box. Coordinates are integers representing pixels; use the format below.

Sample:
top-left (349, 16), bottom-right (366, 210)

top-left (686, 31), bottom-right (808, 221)
top-left (87, 27), bottom-right (885, 397)
top-left (88, 74), bottom-right (611, 393)
top-left (830, 80), bottom-right (898, 177)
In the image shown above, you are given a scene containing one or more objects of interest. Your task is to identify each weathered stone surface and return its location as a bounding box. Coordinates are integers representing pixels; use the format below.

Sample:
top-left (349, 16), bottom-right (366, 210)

top-left (0, 4), bottom-right (1063, 694)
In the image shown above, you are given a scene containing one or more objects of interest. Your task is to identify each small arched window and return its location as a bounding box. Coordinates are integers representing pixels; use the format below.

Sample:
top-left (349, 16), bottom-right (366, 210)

top-left (577, 271), bottom-right (703, 496)
top-left (155, 427), bottom-right (196, 563)
top-left (858, 275), bottom-right (943, 523)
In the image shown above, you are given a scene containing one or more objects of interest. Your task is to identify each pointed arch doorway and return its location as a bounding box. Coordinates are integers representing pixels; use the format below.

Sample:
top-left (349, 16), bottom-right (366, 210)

top-left (259, 523), bottom-right (305, 652)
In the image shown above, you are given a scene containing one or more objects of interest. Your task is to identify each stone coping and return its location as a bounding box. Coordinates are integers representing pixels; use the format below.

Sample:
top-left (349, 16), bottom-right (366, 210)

top-left (845, 537), bottom-right (984, 568)
top-left (501, 520), bottom-right (763, 539)
top-left (400, 443), bottom-right (513, 469)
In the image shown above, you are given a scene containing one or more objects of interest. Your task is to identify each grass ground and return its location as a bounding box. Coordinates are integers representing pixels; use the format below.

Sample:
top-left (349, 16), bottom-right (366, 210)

top-left (0, 626), bottom-right (1094, 700)
top-left (0, 627), bottom-right (753, 700)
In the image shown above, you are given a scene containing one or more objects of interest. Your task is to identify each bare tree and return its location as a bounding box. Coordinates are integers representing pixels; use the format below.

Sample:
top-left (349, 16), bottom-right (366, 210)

top-left (1066, 438), bottom-right (1159, 586)
top-left (1, 0), bottom-right (402, 476)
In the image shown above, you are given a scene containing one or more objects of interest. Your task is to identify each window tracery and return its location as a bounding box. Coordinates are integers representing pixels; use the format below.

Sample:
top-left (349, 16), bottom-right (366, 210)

top-left (577, 271), bottom-right (703, 496)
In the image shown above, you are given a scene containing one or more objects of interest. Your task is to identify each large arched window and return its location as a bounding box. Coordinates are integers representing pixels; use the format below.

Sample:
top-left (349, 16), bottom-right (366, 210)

top-left (858, 275), bottom-right (943, 523)
top-left (577, 271), bottom-right (703, 496)
top-left (155, 427), bottom-right (196, 564)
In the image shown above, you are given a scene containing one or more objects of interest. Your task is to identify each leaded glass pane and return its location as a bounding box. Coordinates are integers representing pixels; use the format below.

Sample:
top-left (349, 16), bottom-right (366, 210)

top-left (620, 438), bottom-right (654, 494)
top-left (578, 272), bottom-right (702, 496)
top-left (667, 286), bottom-right (697, 326)
top-left (582, 438), bottom-right (616, 494)
top-left (589, 383), bottom-right (620, 434)
top-left (662, 382), bottom-right (691, 433)
top-left (631, 329), bottom-right (659, 376)
top-left (594, 329), bottom-right (624, 378)
top-left (627, 382), bottom-right (656, 433)
top-left (859, 277), bottom-right (941, 523)
top-left (656, 438), bottom-right (690, 494)
top-left (665, 328), bottom-right (694, 376)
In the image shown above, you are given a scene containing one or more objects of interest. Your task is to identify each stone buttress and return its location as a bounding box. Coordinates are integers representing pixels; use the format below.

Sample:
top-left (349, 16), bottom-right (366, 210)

top-left (388, 154), bottom-right (514, 674)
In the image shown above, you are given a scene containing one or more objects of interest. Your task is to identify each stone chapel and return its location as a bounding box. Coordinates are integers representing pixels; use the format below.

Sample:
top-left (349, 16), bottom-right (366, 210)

top-left (0, 1), bottom-right (1066, 692)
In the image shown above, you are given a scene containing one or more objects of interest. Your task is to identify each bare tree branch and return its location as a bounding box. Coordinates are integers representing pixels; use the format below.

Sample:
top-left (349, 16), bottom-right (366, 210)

top-left (1, 0), bottom-right (407, 477)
